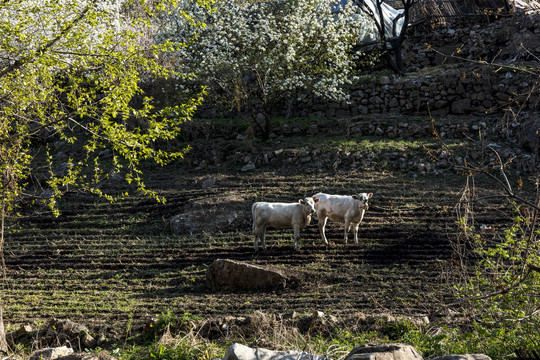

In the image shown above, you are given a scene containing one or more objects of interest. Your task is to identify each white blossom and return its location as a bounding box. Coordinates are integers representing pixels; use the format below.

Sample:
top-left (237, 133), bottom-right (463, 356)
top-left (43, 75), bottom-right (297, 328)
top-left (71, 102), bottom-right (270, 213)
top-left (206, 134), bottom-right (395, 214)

top-left (155, 0), bottom-right (372, 111)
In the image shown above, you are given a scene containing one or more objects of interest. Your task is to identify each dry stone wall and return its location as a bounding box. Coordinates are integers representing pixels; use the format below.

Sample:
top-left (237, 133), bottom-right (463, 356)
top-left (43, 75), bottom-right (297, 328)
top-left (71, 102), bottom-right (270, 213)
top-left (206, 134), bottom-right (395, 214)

top-left (295, 66), bottom-right (537, 118)
top-left (280, 12), bottom-right (540, 118)
top-left (191, 12), bottom-right (539, 119)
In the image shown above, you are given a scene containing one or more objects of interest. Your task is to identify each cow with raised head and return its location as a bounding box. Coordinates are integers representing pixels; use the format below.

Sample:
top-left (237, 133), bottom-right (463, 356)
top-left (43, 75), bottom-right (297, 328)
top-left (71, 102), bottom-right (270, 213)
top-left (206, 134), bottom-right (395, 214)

top-left (312, 192), bottom-right (373, 244)
top-left (252, 198), bottom-right (316, 251)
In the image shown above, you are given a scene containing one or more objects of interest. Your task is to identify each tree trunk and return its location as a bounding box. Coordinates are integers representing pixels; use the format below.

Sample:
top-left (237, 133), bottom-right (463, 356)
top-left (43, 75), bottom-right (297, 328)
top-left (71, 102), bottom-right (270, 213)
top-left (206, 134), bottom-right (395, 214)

top-left (0, 300), bottom-right (7, 354)
top-left (0, 206), bottom-right (8, 354)
top-left (388, 38), bottom-right (405, 75)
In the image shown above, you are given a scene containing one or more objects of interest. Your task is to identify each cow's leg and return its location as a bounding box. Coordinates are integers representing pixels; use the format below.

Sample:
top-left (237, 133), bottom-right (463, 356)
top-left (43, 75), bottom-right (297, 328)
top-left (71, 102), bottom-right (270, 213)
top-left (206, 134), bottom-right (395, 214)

top-left (353, 223), bottom-right (360, 244)
top-left (261, 224), bottom-right (268, 250)
top-left (253, 224), bottom-right (260, 251)
top-left (318, 216), bottom-right (329, 244)
top-left (293, 224), bottom-right (301, 251)
top-left (344, 218), bottom-right (352, 244)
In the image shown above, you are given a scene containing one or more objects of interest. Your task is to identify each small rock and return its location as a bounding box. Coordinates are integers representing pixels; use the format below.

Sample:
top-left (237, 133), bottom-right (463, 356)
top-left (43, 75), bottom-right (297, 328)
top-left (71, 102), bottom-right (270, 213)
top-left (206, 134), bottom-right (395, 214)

top-left (98, 149), bottom-right (113, 158)
top-left (345, 343), bottom-right (423, 360)
top-left (40, 189), bottom-right (54, 199)
top-left (429, 355), bottom-right (491, 360)
top-left (170, 213), bottom-right (201, 234)
top-left (222, 343), bottom-right (326, 360)
top-left (201, 177), bottom-right (216, 189)
top-left (109, 170), bottom-right (123, 182)
top-left (242, 163), bottom-right (256, 172)
top-left (379, 76), bottom-right (392, 85)
top-left (451, 99), bottom-right (471, 114)
top-left (7, 324), bottom-right (33, 343)
top-left (52, 162), bottom-right (72, 178)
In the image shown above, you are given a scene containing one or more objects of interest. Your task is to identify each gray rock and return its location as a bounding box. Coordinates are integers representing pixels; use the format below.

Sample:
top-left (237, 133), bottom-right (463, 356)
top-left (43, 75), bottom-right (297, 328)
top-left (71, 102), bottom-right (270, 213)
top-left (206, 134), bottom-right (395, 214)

top-left (451, 99), bottom-right (471, 114)
top-left (344, 343), bottom-right (423, 360)
top-left (57, 352), bottom-right (117, 360)
top-left (222, 342), bottom-right (327, 360)
top-left (30, 346), bottom-right (74, 360)
top-left (53, 319), bottom-right (96, 349)
top-left (379, 76), bottom-right (392, 85)
top-left (201, 177), bottom-right (216, 189)
top-left (242, 163), bottom-right (256, 172)
top-left (52, 162), bottom-right (72, 177)
top-left (40, 189), bottom-right (54, 199)
top-left (206, 259), bottom-right (286, 291)
top-left (98, 149), bottom-right (113, 158)
top-left (170, 213), bottom-right (201, 234)
top-left (7, 324), bottom-right (33, 344)
top-left (428, 355), bottom-right (491, 360)
top-left (55, 151), bottom-right (68, 161)
top-left (109, 170), bottom-right (123, 182)
top-left (520, 119), bottom-right (540, 155)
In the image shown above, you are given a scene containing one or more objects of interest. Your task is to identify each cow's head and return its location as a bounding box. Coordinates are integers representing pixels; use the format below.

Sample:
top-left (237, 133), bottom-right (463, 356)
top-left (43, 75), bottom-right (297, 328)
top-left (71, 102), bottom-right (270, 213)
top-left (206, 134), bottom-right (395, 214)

top-left (299, 197), bottom-right (316, 215)
top-left (352, 192), bottom-right (373, 210)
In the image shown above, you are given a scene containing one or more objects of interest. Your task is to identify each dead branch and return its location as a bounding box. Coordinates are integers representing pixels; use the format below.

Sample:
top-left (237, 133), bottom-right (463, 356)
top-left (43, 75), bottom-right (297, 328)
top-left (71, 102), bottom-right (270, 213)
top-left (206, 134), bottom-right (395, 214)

top-left (426, 46), bottom-right (540, 77)
top-left (455, 164), bottom-right (540, 212)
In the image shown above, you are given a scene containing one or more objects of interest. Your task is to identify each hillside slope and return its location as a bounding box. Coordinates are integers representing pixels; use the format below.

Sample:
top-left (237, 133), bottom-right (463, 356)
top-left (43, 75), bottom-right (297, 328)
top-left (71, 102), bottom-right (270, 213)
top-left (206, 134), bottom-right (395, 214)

top-left (3, 112), bottom-right (532, 340)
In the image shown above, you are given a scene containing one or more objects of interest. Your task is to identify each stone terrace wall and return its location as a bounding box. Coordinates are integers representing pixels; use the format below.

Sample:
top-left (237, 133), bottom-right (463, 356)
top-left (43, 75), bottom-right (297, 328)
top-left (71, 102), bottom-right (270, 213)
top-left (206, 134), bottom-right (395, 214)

top-left (293, 11), bottom-right (540, 118)
top-left (295, 66), bottom-right (537, 118)
top-left (191, 12), bottom-right (539, 119)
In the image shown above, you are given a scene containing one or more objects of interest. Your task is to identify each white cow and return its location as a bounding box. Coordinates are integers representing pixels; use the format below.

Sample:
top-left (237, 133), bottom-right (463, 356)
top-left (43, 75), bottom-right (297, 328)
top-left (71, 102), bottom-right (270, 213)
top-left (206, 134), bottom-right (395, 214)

top-left (252, 198), bottom-right (316, 251)
top-left (312, 192), bottom-right (373, 244)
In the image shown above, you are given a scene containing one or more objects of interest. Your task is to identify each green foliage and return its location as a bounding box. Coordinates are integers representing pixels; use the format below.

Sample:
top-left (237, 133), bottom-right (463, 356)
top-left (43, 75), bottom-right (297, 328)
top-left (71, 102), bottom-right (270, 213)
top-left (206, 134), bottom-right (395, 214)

top-left (0, 0), bottom-right (210, 349)
top-left (382, 320), bottom-right (415, 341)
top-left (454, 176), bottom-right (540, 358)
top-left (0, 0), bottom-right (209, 218)
top-left (120, 341), bottom-right (221, 360)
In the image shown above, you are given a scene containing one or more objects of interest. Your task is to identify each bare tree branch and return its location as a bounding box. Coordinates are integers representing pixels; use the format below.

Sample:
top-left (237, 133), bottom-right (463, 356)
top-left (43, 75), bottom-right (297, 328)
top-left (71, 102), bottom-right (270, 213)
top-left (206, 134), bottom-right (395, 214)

top-left (427, 46), bottom-right (540, 77)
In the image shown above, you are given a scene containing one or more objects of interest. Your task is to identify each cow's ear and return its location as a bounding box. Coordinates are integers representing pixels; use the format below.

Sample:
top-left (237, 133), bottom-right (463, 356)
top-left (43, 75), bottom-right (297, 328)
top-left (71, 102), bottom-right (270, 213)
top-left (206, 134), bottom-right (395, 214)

top-left (352, 195), bottom-right (359, 200)
top-left (299, 199), bottom-right (305, 204)
top-left (314, 198), bottom-right (320, 203)
top-left (367, 193), bottom-right (373, 199)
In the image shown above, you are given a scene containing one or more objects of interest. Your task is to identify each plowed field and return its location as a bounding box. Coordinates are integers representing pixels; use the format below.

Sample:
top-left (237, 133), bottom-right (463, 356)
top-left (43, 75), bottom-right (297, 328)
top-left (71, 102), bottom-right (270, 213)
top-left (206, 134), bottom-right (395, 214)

top-left (2, 115), bottom-right (519, 335)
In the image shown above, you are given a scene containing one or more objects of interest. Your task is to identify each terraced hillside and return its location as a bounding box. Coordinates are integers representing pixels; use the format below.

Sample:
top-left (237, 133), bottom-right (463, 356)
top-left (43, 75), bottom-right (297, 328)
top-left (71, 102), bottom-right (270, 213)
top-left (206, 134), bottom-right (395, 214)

top-left (3, 114), bottom-right (523, 336)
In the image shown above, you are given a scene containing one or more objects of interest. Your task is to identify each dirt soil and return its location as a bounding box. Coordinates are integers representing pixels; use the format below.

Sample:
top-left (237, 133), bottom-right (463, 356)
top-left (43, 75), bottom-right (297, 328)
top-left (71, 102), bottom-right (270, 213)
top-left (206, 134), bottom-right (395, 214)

top-left (3, 114), bottom-right (528, 338)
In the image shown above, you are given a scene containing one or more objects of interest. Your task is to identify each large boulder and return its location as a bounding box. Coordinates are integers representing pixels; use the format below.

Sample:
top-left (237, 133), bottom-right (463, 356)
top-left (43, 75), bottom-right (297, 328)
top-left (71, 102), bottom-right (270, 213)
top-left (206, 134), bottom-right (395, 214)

top-left (428, 355), bottom-right (491, 360)
top-left (222, 342), bottom-right (327, 360)
top-left (57, 352), bottom-right (117, 360)
top-left (344, 343), bottom-right (423, 360)
top-left (206, 259), bottom-right (286, 291)
top-left (30, 346), bottom-right (74, 360)
top-left (50, 319), bottom-right (97, 349)
top-left (170, 195), bottom-right (242, 235)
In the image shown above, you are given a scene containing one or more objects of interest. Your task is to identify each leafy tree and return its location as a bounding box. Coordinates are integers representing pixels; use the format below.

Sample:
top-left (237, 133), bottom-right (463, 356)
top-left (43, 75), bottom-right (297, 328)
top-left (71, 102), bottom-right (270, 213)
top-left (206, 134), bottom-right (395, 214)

top-left (156, 0), bottom-right (374, 139)
top-left (0, 0), bottom-right (206, 352)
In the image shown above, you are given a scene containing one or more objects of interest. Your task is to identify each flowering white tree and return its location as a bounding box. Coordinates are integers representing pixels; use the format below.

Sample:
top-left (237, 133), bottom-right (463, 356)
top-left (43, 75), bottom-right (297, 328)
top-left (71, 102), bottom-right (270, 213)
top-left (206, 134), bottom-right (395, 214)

top-left (156, 0), bottom-right (373, 138)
